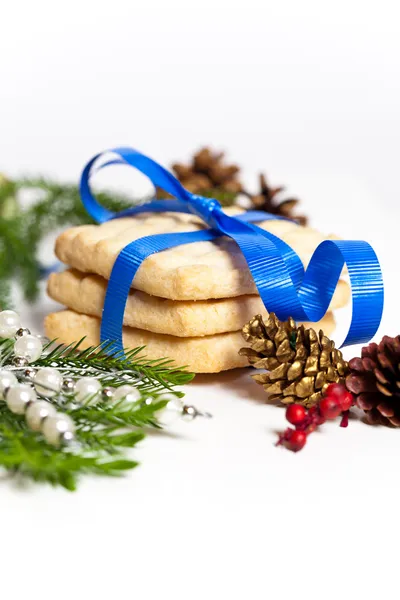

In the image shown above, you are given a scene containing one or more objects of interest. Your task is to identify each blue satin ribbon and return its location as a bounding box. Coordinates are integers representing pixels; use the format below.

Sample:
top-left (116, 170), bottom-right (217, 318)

top-left (79, 147), bottom-right (384, 355)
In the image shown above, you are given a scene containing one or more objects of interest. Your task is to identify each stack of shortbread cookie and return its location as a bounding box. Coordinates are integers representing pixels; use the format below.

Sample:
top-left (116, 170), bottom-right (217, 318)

top-left (45, 209), bottom-right (349, 373)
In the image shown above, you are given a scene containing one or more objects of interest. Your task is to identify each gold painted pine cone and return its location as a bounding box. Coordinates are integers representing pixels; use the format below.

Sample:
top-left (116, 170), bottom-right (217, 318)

top-left (346, 335), bottom-right (400, 427)
top-left (239, 313), bottom-right (349, 407)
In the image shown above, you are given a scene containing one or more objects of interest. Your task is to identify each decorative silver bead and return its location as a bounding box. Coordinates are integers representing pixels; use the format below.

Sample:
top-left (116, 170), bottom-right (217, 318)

top-left (23, 367), bottom-right (36, 381)
top-left (102, 386), bottom-right (115, 401)
top-left (62, 378), bottom-right (76, 395)
top-left (12, 356), bottom-right (29, 368)
top-left (182, 405), bottom-right (197, 422)
top-left (15, 327), bottom-right (31, 337)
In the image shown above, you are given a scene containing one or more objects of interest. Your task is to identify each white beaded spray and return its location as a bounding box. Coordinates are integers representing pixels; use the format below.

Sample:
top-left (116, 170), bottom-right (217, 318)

top-left (0, 310), bottom-right (211, 446)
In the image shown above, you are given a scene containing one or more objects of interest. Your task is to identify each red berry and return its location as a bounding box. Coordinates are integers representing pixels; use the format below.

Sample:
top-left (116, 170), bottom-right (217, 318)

top-left (339, 391), bottom-right (354, 412)
top-left (325, 383), bottom-right (346, 399)
top-left (285, 429), bottom-right (307, 452)
top-left (319, 396), bottom-right (342, 420)
top-left (286, 404), bottom-right (307, 426)
top-left (325, 383), bottom-right (354, 412)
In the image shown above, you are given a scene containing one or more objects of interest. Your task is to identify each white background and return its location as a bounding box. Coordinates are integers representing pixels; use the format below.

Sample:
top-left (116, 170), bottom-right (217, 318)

top-left (1, 1), bottom-right (400, 599)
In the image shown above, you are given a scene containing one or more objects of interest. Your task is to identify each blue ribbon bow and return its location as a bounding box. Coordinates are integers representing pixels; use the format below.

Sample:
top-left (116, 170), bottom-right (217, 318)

top-left (79, 147), bottom-right (384, 354)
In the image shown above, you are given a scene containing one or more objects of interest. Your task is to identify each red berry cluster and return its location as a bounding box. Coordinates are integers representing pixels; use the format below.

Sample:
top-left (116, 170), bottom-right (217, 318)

top-left (276, 383), bottom-right (354, 452)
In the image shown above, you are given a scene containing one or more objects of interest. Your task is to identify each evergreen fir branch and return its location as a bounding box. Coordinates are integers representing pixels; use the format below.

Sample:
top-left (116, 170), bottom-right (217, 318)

top-left (0, 174), bottom-right (138, 306)
top-left (0, 337), bottom-right (194, 393)
top-left (0, 335), bottom-right (193, 491)
top-left (70, 398), bottom-right (168, 430)
top-left (0, 406), bottom-right (142, 491)
top-left (0, 278), bottom-right (12, 310)
top-left (32, 339), bottom-right (195, 390)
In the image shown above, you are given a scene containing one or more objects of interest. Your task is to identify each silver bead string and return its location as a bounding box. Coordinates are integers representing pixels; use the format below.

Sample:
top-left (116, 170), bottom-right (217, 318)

top-left (0, 310), bottom-right (211, 446)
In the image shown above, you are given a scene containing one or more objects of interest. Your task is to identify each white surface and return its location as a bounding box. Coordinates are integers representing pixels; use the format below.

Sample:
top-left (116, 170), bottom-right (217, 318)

top-left (2, 1), bottom-right (400, 598)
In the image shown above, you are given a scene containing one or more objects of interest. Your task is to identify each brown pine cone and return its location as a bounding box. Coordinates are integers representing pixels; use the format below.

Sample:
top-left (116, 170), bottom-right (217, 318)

top-left (346, 336), bottom-right (400, 426)
top-left (239, 313), bottom-right (349, 407)
top-left (172, 147), bottom-right (242, 196)
top-left (247, 173), bottom-right (308, 225)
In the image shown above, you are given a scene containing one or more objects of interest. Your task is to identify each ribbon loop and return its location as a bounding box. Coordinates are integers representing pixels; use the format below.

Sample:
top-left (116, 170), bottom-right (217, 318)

top-left (79, 147), bottom-right (384, 356)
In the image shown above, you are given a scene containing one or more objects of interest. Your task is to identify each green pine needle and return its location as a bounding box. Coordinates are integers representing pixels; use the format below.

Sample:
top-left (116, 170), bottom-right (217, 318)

top-left (0, 175), bottom-right (135, 307)
top-left (0, 337), bottom-right (194, 491)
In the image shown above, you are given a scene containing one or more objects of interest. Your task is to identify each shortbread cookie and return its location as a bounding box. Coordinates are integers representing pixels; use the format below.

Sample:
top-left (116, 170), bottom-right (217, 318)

top-left (55, 208), bottom-right (344, 300)
top-left (47, 269), bottom-right (349, 337)
top-left (44, 309), bottom-right (336, 373)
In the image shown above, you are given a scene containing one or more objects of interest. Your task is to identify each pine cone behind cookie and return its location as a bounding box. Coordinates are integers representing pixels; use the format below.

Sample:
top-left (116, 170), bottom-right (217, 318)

top-left (172, 147), bottom-right (242, 195)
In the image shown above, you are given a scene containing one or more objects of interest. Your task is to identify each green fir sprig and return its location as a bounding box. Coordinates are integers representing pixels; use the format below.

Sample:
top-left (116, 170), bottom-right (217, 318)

top-left (27, 338), bottom-right (194, 390)
top-left (0, 337), bottom-right (194, 491)
top-left (0, 174), bottom-right (134, 307)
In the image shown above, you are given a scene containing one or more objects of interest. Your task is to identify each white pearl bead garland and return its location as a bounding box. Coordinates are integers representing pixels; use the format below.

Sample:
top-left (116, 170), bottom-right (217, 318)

top-left (0, 370), bottom-right (18, 399)
top-left (0, 310), bottom-right (77, 445)
top-left (156, 394), bottom-right (184, 426)
top-left (26, 400), bottom-right (57, 431)
top-left (113, 384), bottom-right (141, 408)
top-left (0, 309), bottom-right (208, 451)
top-left (0, 369), bottom-right (75, 445)
top-left (14, 334), bottom-right (43, 363)
top-left (42, 414), bottom-right (75, 446)
top-left (6, 384), bottom-right (37, 415)
top-left (75, 376), bottom-right (102, 404)
top-left (34, 367), bottom-right (63, 397)
top-left (0, 310), bottom-right (21, 338)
